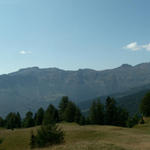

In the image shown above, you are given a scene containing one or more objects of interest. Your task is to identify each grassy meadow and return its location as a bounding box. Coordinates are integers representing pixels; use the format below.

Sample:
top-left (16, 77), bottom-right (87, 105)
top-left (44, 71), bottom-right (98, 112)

top-left (1, 120), bottom-right (150, 150)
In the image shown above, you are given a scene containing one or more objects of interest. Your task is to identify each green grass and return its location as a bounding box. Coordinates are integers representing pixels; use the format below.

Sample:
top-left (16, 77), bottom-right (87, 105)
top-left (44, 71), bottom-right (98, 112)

top-left (1, 121), bottom-right (150, 150)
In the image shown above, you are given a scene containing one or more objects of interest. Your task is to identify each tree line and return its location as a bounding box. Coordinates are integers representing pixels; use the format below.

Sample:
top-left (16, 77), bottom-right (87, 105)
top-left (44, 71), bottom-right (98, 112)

top-left (1, 94), bottom-right (149, 148)
top-left (0, 96), bottom-right (143, 129)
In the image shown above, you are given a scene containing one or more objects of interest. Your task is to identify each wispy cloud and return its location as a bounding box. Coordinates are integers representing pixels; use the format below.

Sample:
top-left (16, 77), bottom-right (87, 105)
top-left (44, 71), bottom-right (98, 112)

top-left (19, 50), bottom-right (32, 55)
top-left (124, 42), bottom-right (150, 51)
top-left (142, 43), bottom-right (150, 51)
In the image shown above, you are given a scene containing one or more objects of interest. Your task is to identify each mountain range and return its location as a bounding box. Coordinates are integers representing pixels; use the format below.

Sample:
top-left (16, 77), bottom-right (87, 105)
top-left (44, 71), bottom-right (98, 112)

top-left (0, 62), bottom-right (150, 116)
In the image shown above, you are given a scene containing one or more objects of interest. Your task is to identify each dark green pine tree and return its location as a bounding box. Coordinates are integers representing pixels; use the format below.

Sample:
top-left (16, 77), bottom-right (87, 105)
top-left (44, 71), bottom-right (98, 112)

top-left (140, 92), bottom-right (150, 117)
top-left (35, 107), bottom-right (44, 125)
top-left (74, 107), bottom-right (82, 124)
top-left (58, 96), bottom-right (69, 121)
top-left (96, 100), bottom-right (104, 124)
top-left (115, 107), bottom-right (129, 127)
top-left (43, 104), bottom-right (59, 125)
top-left (126, 114), bottom-right (140, 128)
top-left (16, 112), bottom-right (22, 128)
top-left (89, 99), bottom-right (104, 125)
top-left (79, 116), bottom-right (85, 125)
top-left (23, 111), bottom-right (35, 128)
top-left (30, 124), bottom-right (64, 148)
top-left (0, 116), bottom-right (4, 127)
top-left (64, 101), bottom-right (76, 122)
top-left (89, 101), bottom-right (97, 124)
top-left (105, 97), bottom-right (118, 125)
top-left (5, 112), bottom-right (20, 129)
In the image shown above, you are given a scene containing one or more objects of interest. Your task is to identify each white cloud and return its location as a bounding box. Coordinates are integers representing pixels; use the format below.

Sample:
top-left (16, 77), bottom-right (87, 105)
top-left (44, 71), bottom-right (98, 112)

top-left (124, 42), bottom-right (150, 51)
top-left (142, 43), bottom-right (150, 51)
top-left (124, 42), bottom-right (140, 51)
top-left (19, 50), bottom-right (32, 55)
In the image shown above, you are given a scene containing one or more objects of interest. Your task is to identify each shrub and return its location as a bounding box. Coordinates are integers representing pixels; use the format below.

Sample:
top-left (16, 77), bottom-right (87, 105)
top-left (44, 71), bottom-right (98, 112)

top-left (140, 116), bottom-right (145, 124)
top-left (30, 124), bottom-right (64, 148)
top-left (126, 114), bottom-right (140, 128)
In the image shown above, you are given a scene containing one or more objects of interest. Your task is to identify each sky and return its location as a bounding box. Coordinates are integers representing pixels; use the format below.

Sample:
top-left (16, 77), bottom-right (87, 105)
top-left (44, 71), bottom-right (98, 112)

top-left (0, 0), bottom-right (150, 74)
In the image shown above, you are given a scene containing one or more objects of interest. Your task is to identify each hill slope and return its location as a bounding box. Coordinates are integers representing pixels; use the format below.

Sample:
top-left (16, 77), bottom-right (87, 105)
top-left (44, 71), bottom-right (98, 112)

top-left (1, 122), bottom-right (150, 150)
top-left (1, 62), bottom-right (150, 116)
top-left (78, 85), bottom-right (150, 115)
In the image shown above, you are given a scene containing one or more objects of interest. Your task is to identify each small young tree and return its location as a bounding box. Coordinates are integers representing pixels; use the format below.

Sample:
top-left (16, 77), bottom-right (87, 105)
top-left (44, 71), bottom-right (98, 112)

top-left (30, 124), bottom-right (64, 148)
top-left (126, 114), bottom-right (140, 128)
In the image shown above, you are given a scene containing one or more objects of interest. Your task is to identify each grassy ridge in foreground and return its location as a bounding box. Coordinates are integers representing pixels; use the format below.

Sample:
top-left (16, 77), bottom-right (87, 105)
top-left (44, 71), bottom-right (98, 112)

top-left (1, 122), bottom-right (150, 150)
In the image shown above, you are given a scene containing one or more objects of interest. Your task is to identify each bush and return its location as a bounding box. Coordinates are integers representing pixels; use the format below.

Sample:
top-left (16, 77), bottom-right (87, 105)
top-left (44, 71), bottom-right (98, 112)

top-left (126, 114), bottom-right (140, 128)
top-left (30, 124), bottom-right (64, 148)
top-left (140, 116), bottom-right (145, 124)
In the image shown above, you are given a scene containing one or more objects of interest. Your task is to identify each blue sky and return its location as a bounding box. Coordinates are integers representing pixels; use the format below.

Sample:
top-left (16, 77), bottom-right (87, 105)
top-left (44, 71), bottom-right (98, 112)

top-left (0, 0), bottom-right (150, 74)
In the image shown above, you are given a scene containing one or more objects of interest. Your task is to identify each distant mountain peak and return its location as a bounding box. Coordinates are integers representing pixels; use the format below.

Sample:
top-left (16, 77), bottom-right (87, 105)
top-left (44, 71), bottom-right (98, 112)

top-left (120, 64), bottom-right (132, 68)
top-left (18, 67), bottom-right (40, 72)
top-left (9, 67), bottom-right (40, 76)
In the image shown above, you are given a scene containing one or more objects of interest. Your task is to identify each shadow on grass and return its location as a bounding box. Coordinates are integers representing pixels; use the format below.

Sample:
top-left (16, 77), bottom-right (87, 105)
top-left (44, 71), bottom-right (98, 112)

top-left (0, 138), bottom-right (3, 144)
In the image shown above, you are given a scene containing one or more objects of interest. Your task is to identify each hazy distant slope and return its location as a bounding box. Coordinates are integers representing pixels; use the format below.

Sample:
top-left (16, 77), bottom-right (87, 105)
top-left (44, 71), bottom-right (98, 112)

top-left (78, 86), bottom-right (150, 115)
top-left (0, 62), bottom-right (150, 116)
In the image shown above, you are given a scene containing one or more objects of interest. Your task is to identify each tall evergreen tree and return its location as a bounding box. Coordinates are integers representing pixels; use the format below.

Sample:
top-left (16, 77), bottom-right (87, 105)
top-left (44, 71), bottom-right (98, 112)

top-left (89, 99), bottom-right (104, 125)
top-left (43, 104), bottom-right (59, 125)
top-left (35, 107), bottom-right (44, 125)
top-left (5, 112), bottom-right (20, 129)
top-left (58, 96), bottom-right (69, 121)
top-left (74, 107), bottom-right (82, 124)
top-left (0, 116), bottom-right (4, 127)
top-left (64, 101), bottom-right (76, 122)
top-left (140, 92), bottom-right (150, 117)
top-left (115, 107), bottom-right (129, 127)
top-left (23, 111), bottom-right (35, 128)
top-left (89, 101), bottom-right (97, 124)
top-left (16, 112), bottom-right (21, 128)
top-left (105, 97), bottom-right (118, 125)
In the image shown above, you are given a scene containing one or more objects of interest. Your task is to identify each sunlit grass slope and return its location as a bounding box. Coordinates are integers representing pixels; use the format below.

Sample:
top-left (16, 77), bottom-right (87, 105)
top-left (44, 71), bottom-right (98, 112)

top-left (1, 120), bottom-right (150, 150)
